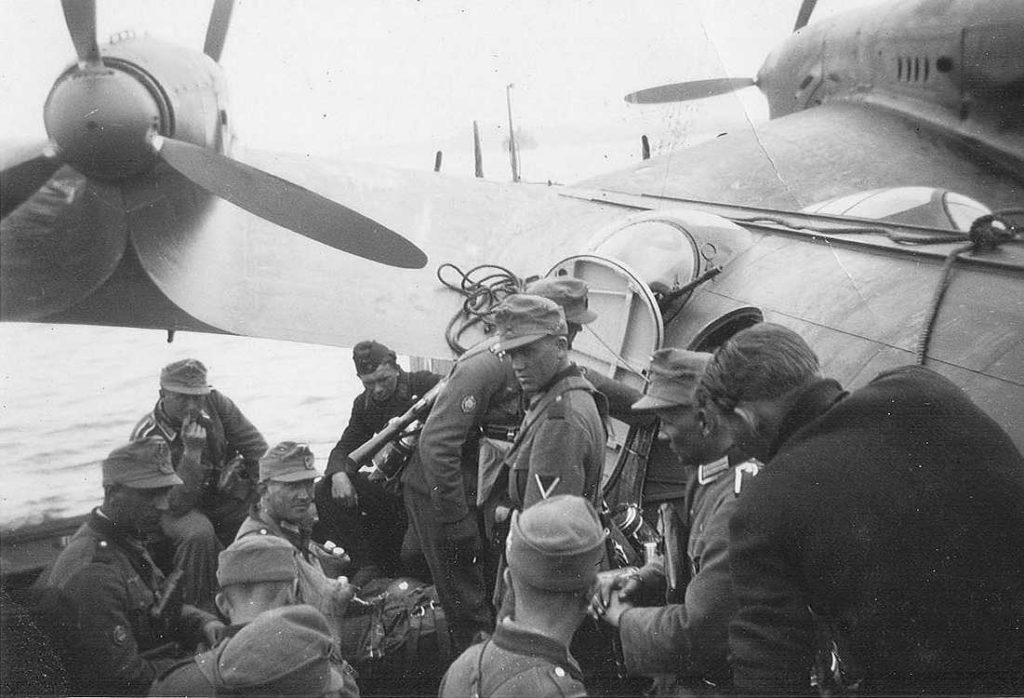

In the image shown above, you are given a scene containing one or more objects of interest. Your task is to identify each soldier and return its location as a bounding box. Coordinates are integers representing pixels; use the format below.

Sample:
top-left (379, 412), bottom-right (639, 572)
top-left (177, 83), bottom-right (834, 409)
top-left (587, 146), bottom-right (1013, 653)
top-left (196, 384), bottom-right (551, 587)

top-left (591, 348), bottom-right (757, 695)
top-left (37, 438), bottom-right (223, 696)
top-left (131, 358), bottom-right (267, 611)
top-left (235, 442), bottom-right (357, 651)
top-left (492, 295), bottom-right (606, 511)
top-left (150, 535), bottom-right (359, 697)
top-left (405, 319), bottom-right (522, 651)
top-left (439, 495), bottom-right (606, 698)
top-left (316, 341), bottom-right (441, 584)
top-left (706, 323), bottom-right (1024, 694)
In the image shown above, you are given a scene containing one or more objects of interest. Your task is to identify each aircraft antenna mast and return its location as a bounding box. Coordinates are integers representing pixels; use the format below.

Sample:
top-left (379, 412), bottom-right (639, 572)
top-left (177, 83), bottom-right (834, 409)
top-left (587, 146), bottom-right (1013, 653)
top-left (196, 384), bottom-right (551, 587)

top-left (506, 83), bottom-right (520, 182)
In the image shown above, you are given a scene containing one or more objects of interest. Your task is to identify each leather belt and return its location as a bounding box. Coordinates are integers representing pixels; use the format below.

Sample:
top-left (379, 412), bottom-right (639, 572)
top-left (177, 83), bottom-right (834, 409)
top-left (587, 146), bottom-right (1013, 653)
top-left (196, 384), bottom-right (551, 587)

top-left (479, 424), bottom-right (520, 442)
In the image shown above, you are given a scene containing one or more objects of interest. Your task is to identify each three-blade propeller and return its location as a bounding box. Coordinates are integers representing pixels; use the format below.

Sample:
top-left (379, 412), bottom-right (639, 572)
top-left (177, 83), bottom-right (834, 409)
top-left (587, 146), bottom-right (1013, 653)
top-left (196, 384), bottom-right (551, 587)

top-left (2, 0), bottom-right (427, 286)
top-left (623, 1), bottom-right (817, 106)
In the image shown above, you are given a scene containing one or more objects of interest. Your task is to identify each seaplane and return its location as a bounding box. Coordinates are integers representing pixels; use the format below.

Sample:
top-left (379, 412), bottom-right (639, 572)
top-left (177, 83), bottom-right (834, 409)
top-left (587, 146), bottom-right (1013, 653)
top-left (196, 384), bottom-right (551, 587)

top-left (1, 0), bottom-right (1022, 691)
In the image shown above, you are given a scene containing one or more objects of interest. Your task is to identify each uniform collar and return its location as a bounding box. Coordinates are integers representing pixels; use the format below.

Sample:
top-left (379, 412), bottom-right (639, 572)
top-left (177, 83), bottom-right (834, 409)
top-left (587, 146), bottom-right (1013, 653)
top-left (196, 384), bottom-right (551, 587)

top-left (770, 378), bottom-right (848, 459)
top-left (528, 364), bottom-right (582, 407)
top-left (697, 457), bottom-right (730, 485)
top-left (492, 617), bottom-right (583, 680)
top-left (151, 400), bottom-right (180, 440)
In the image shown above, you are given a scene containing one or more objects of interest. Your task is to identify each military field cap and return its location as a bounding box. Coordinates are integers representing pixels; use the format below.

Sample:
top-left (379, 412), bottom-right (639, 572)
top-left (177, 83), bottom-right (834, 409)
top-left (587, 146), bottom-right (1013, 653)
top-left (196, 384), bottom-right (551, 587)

top-left (194, 604), bottom-right (344, 695)
top-left (102, 437), bottom-right (183, 489)
top-left (491, 294), bottom-right (568, 354)
top-left (259, 441), bottom-right (320, 483)
top-left (160, 358), bottom-right (211, 395)
top-left (353, 340), bottom-right (397, 377)
top-left (633, 348), bottom-right (713, 412)
top-left (506, 494), bottom-right (606, 592)
top-left (527, 277), bottom-right (598, 325)
top-left (217, 534), bottom-right (297, 587)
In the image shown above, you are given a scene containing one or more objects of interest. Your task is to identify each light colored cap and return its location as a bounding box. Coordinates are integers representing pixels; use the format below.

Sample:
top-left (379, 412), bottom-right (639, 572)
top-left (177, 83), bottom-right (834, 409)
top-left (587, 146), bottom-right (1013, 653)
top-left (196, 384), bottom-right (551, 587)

top-left (632, 348), bottom-right (713, 412)
top-left (217, 534), bottom-right (297, 587)
top-left (160, 359), bottom-right (211, 395)
top-left (506, 495), bottom-right (606, 592)
top-left (491, 294), bottom-right (568, 353)
top-left (194, 604), bottom-right (345, 695)
top-left (102, 437), bottom-right (183, 489)
top-left (259, 441), bottom-right (320, 483)
top-left (527, 277), bottom-right (598, 324)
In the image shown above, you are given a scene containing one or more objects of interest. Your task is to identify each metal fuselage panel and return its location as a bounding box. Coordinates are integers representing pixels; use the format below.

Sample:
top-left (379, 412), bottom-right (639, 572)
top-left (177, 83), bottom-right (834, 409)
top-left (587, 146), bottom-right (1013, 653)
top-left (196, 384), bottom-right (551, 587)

top-left (759, 0), bottom-right (1024, 170)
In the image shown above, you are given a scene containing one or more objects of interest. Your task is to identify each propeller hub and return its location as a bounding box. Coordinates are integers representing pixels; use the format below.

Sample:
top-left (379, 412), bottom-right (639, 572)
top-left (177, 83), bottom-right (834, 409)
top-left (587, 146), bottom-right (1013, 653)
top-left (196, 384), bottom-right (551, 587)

top-left (44, 65), bottom-right (165, 179)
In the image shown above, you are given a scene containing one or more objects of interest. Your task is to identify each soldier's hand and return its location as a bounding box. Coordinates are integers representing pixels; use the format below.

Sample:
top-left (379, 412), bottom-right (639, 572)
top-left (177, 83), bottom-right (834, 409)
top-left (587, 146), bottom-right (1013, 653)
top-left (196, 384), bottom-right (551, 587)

top-left (201, 619), bottom-right (226, 648)
top-left (601, 589), bottom-right (634, 627)
top-left (333, 575), bottom-right (356, 617)
top-left (181, 416), bottom-right (207, 452)
top-left (330, 472), bottom-right (359, 508)
top-left (597, 567), bottom-right (644, 605)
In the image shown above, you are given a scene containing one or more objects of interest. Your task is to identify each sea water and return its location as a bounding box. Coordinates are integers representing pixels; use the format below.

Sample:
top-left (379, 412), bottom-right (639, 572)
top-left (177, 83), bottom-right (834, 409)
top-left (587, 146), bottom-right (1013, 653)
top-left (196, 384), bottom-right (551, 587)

top-left (0, 323), bottom-right (360, 530)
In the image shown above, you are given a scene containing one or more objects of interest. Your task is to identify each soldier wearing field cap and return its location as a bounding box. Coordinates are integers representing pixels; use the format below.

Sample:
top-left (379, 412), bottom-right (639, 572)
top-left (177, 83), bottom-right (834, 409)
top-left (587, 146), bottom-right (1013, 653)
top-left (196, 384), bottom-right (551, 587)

top-left (317, 340), bottom-right (441, 586)
top-left (39, 438), bottom-right (223, 696)
top-left (151, 535), bottom-right (360, 697)
top-left (236, 442), bottom-right (358, 655)
top-left (492, 295), bottom-right (606, 511)
top-left (130, 358), bottom-right (267, 611)
top-left (440, 494), bottom-right (605, 697)
top-left (590, 348), bottom-right (756, 695)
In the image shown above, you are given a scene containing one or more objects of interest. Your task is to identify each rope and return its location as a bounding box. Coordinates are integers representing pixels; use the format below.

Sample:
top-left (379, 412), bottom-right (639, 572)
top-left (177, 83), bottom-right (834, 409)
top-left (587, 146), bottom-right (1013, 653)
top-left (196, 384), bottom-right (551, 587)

top-left (436, 263), bottom-right (524, 355)
top-left (915, 210), bottom-right (1022, 365)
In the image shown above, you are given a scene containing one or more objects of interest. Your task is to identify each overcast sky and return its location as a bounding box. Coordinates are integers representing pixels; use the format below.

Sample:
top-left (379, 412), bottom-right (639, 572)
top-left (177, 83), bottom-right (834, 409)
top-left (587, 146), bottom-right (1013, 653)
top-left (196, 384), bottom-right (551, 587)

top-left (1, 0), bottom-right (879, 178)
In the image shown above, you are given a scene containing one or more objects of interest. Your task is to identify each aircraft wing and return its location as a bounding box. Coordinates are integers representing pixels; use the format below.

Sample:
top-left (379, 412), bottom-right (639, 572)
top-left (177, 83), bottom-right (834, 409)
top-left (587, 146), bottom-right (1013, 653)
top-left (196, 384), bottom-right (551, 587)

top-left (1, 148), bottom-right (636, 359)
top-left (3, 99), bottom-right (1022, 362)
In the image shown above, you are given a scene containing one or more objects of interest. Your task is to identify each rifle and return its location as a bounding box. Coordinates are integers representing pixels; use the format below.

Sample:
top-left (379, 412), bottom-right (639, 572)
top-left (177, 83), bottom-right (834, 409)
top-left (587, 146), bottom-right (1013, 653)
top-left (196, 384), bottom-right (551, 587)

top-left (347, 379), bottom-right (448, 475)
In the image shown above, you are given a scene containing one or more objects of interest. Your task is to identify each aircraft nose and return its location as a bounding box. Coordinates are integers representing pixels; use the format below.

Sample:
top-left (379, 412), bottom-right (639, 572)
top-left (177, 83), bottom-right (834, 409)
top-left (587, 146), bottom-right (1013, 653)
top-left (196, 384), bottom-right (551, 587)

top-left (44, 65), bottom-right (165, 179)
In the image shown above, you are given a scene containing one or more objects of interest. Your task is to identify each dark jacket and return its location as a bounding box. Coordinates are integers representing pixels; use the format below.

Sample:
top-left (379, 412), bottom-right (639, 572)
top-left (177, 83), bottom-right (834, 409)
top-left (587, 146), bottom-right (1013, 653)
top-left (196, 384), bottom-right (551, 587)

top-left (326, 368), bottom-right (441, 478)
top-left (39, 510), bottom-right (216, 696)
top-left (440, 617), bottom-right (587, 697)
top-left (619, 458), bottom-right (759, 691)
top-left (728, 366), bottom-right (1024, 695)
top-left (131, 389), bottom-right (268, 515)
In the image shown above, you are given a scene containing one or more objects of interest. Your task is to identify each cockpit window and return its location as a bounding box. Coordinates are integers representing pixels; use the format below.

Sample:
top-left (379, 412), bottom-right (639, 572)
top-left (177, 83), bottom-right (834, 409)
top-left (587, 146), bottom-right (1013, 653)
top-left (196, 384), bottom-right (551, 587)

top-left (592, 220), bottom-right (698, 295)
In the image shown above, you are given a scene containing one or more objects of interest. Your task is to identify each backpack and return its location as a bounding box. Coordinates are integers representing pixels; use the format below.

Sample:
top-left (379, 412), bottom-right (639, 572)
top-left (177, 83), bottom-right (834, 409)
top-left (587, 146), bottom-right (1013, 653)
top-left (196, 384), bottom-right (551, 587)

top-left (338, 577), bottom-right (453, 696)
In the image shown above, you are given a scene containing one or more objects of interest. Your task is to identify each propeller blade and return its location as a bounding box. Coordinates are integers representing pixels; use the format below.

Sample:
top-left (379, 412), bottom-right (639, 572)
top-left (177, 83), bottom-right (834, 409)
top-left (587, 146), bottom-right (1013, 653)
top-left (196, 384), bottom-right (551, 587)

top-left (153, 136), bottom-right (427, 269)
top-left (1, 167), bottom-right (127, 321)
top-left (624, 77), bottom-right (756, 104)
top-left (793, 0), bottom-right (819, 31)
top-left (61, 0), bottom-right (101, 67)
top-left (1, 142), bottom-right (60, 219)
top-left (203, 0), bottom-right (234, 62)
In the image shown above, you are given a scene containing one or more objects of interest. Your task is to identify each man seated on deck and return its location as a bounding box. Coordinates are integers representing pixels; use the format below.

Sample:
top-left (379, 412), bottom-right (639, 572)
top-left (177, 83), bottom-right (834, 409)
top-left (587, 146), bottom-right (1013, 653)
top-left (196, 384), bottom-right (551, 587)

top-left (316, 340), bottom-right (442, 586)
top-left (439, 494), bottom-right (605, 698)
top-left (37, 437), bottom-right (223, 696)
top-left (590, 348), bottom-right (757, 695)
top-left (150, 535), bottom-right (359, 697)
top-left (131, 358), bottom-right (268, 612)
top-left (235, 441), bottom-right (357, 652)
